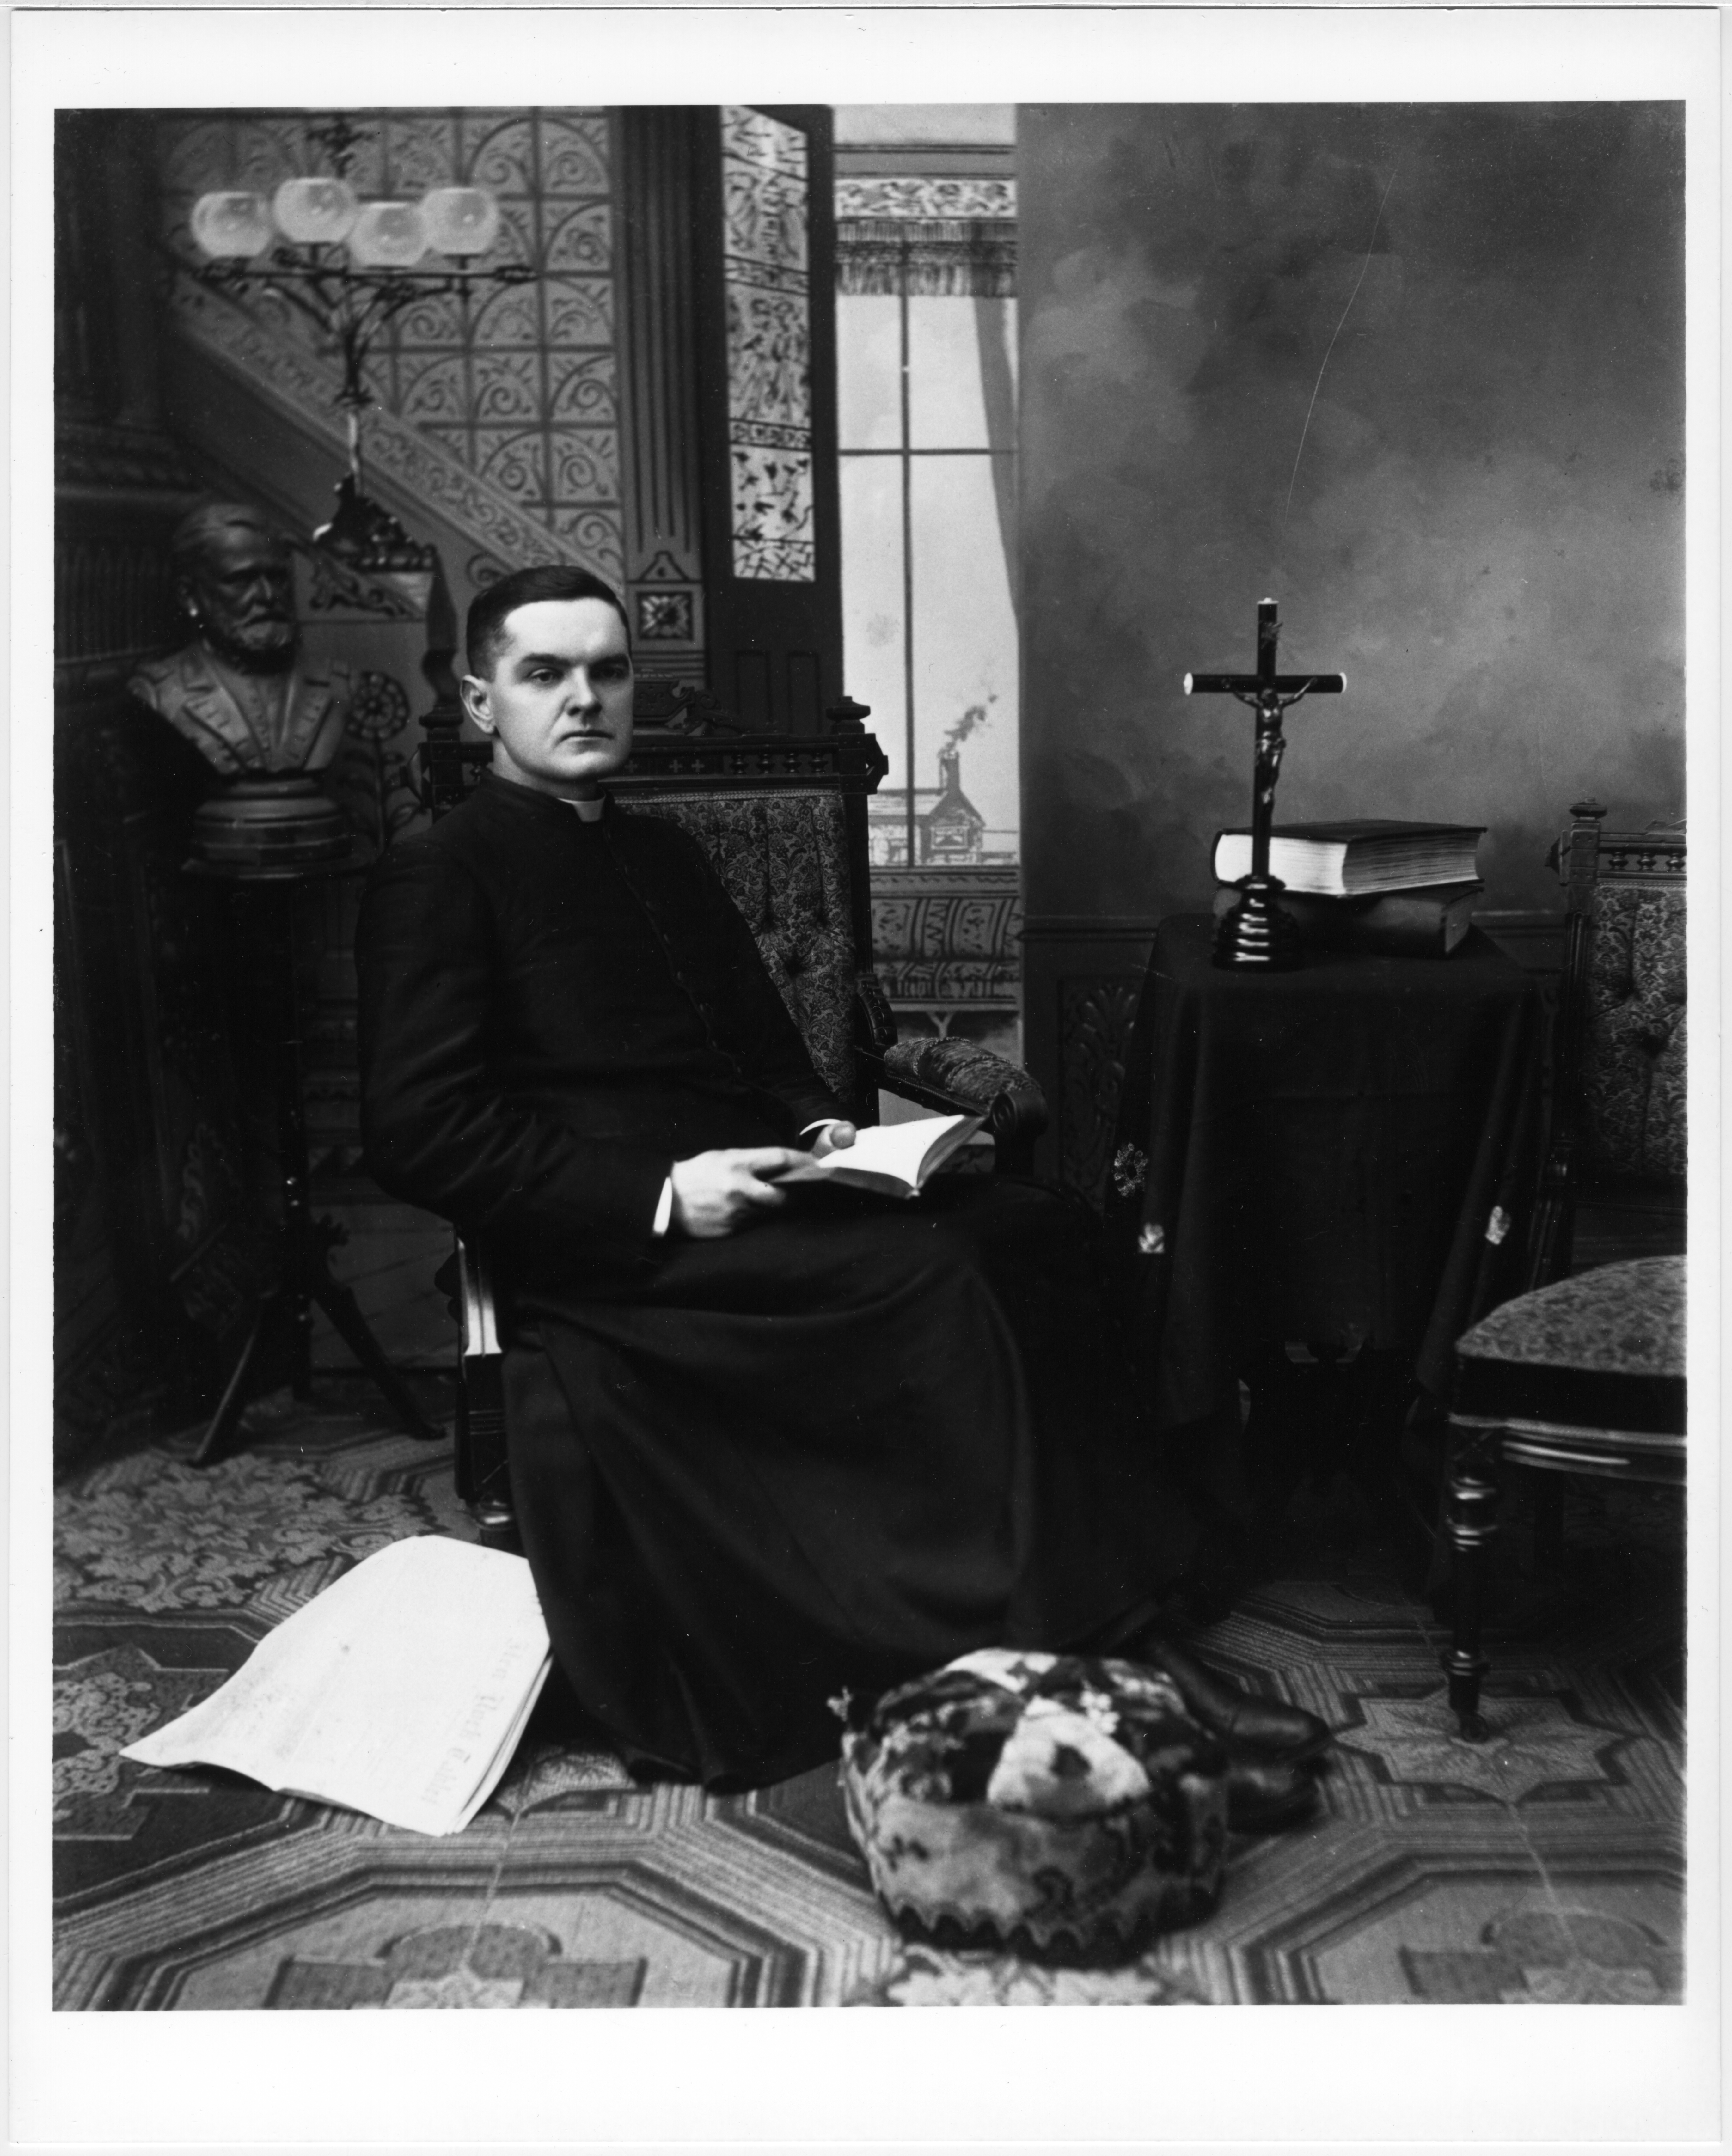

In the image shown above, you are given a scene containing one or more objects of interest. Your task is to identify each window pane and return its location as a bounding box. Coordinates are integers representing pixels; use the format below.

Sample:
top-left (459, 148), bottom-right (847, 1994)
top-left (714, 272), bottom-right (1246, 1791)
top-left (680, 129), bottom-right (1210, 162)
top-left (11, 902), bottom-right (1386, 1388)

top-left (839, 453), bottom-right (908, 789)
top-left (836, 294), bottom-right (902, 450)
top-left (910, 454), bottom-right (1019, 859)
top-left (908, 296), bottom-right (1017, 451)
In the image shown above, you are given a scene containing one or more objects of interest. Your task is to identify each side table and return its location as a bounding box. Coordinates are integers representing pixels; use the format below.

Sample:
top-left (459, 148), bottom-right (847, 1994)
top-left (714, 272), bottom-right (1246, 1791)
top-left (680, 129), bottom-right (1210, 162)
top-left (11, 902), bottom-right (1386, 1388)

top-left (1105, 916), bottom-right (1543, 1536)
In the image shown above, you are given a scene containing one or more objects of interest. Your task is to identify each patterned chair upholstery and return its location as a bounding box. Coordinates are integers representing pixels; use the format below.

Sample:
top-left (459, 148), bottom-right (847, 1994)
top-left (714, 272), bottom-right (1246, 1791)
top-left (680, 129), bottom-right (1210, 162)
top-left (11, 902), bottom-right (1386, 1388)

top-left (615, 785), bottom-right (864, 1113)
top-left (418, 707), bottom-right (1049, 1543)
top-left (1580, 882), bottom-right (1686, 1184)
top-left (1532, 803), bottom-right (1686, 1280)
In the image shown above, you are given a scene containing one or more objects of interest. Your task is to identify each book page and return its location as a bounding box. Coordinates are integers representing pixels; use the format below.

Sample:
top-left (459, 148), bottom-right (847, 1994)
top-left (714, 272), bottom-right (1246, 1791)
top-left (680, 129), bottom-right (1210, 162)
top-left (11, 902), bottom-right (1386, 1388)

top-left (774, 1112), bottom-right (979, 1190)
top-left (123, 1537), bottom-right (552, 1837)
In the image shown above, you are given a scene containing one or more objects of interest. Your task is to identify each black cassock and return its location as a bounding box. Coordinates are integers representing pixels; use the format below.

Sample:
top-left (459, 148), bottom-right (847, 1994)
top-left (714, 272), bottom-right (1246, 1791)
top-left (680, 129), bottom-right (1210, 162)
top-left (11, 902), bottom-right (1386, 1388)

top-left (357, 774), bottom-right (1197, 1786)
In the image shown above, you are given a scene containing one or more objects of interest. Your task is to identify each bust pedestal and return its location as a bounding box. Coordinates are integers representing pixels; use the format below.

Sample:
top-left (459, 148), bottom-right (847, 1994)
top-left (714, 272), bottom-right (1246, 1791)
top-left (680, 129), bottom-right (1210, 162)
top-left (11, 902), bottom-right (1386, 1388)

top-left (183, 848), bottom-right (441, 1466)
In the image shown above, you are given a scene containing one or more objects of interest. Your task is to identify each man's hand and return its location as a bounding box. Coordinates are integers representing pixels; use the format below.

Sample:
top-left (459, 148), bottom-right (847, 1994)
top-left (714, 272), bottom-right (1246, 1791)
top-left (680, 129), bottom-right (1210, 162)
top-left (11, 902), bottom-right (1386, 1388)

top-left (669, 1147), bottom-right (809, 1239)
top-left (808, 1121), bottom-right (858, 1160)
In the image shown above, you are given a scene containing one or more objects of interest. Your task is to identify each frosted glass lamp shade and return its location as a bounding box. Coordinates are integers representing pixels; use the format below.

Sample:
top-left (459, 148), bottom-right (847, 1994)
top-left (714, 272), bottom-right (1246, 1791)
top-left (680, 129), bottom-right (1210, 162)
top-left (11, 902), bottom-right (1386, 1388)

top-left (272, 177), bottom-right (360, 246)
top-left (191, 192), bottom-right (275, 260)
top-left (347, 201), bottom-right (430, 268)
top-left (421, 186), bottom-right (501, 257)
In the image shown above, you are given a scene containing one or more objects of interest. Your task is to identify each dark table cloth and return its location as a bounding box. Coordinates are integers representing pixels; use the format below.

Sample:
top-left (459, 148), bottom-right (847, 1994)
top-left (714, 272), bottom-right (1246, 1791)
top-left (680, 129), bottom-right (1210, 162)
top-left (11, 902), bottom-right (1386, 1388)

top-left (1105, 916), bottom-right (1542, 1432)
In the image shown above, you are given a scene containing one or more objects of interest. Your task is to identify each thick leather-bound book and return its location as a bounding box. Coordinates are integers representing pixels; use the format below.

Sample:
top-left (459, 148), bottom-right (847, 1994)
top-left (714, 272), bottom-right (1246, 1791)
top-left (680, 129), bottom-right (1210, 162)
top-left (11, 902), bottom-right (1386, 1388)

top-left (1212, 820), bottom-right (1484, 895)
top-left (1212, 879), bottom-right (1485, 956)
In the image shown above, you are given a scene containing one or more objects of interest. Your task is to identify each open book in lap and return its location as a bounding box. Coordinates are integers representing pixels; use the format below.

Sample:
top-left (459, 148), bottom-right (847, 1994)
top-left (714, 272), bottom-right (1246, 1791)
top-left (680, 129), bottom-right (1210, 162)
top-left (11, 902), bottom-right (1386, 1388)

top-left (122, 1537), bottom-right (552, 1835)
top-left (773, 1112), bottom-right (986, 1200)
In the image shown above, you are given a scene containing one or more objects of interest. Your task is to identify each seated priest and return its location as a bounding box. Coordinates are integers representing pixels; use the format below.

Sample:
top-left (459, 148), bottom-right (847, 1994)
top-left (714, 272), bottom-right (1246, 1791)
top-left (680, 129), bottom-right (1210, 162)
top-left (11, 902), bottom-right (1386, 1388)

top-left (356, 565), bottom-right (1325, 1792)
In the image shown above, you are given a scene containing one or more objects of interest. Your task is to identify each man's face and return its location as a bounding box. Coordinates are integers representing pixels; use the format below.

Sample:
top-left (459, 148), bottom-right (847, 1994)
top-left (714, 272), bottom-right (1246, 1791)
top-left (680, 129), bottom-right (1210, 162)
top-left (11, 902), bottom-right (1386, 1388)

top-left (461, 597), bottom-right (635, 797)
top-left (181, 524), bottom-right (298, 670)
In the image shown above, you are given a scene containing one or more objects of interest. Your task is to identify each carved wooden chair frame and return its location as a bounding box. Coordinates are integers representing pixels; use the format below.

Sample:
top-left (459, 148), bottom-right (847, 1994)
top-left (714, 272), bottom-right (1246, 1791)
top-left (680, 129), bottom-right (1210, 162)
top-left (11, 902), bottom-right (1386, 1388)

top-left (1440, 805), bottom-right (1686, 1732)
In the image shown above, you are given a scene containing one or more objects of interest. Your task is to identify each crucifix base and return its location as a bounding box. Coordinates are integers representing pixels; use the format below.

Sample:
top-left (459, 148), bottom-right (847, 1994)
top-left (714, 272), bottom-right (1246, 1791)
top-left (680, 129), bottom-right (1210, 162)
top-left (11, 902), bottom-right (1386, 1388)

top-left (1213, 874), bottom-right (1303, 972)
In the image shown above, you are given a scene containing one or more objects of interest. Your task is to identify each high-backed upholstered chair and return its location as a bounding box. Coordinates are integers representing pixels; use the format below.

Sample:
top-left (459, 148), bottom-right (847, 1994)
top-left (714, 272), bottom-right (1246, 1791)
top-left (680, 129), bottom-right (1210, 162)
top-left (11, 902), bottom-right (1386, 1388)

top-left (418, 697), bottom-right (1048, 1543)
top-left (1440, 804), bottom-right (1686, 1730)
top-left (1530, 803), bottom-right (1685, 1283)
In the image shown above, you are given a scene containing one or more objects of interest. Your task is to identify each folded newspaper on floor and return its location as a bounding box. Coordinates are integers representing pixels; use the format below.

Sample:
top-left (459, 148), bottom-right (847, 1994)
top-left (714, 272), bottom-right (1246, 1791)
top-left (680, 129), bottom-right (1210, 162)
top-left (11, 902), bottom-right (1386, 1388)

top-left (122, 1536), bottom-right (552, 1836)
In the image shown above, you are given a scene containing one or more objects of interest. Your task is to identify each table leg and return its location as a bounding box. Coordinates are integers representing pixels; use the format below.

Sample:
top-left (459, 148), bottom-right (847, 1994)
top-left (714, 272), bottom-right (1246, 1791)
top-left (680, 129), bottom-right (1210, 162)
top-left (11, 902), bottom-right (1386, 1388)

top-left (1443, 1418), bottom-right (1502, 1739)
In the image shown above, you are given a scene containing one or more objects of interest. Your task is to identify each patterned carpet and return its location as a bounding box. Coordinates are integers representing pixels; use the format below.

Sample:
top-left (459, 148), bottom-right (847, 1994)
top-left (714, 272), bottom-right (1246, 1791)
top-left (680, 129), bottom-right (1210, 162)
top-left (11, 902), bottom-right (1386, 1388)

top-left (54, 1380), bottom-right (1684, 2009)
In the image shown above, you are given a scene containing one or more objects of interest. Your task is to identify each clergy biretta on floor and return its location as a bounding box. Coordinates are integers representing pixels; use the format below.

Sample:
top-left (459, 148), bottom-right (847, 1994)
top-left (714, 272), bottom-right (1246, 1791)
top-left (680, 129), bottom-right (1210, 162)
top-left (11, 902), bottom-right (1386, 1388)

top-left (50, 77), bottom-right (1688, 2058)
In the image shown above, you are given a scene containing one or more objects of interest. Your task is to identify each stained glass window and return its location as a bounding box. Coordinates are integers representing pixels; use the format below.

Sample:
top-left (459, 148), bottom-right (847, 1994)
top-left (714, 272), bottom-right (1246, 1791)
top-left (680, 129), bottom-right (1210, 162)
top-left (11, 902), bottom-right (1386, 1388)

top-left (720, 108), bottom-right (816, 583)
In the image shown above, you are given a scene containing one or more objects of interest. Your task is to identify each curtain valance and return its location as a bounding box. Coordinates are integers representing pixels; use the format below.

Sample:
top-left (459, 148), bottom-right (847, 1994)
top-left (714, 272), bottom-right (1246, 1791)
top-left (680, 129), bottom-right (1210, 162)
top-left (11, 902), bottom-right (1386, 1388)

top-left (835, 218), bottom-right (1017, 299)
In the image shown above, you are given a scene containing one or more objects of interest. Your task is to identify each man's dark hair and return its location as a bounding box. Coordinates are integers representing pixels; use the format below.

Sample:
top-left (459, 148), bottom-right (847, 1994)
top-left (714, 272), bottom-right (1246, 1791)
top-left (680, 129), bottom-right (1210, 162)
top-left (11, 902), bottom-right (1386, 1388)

top-left (466, 564), bottom-right (631, 678)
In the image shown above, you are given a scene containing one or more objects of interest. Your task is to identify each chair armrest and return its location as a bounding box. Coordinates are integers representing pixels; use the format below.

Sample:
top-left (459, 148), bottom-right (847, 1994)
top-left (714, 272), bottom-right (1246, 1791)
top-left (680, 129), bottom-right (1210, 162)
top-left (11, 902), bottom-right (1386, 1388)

top-left (450, 1234), bottom-right (514, 1540)
top-left (457, 1236), bottom-right (502, 1361)
top-left (861, 1037), bottom-right (1049, 1176)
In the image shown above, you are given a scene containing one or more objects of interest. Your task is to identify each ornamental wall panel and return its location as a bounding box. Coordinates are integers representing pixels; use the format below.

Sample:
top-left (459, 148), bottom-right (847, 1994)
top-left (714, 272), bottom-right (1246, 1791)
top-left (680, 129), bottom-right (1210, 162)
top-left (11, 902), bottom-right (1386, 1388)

top-left (720, 107), bottom-right (816, 583)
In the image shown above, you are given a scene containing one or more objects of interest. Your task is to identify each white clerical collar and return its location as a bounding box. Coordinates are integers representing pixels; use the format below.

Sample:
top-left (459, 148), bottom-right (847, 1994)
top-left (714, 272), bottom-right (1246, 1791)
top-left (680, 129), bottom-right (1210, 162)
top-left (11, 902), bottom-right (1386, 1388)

top-left (562, 795), bottom-right (606, 823)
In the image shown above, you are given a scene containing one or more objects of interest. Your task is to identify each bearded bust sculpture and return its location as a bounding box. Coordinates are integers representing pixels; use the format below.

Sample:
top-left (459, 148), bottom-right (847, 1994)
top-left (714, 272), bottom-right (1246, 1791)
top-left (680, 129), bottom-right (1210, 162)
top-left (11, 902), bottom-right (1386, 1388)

top-left (130, 503), bottom-right (353, 775)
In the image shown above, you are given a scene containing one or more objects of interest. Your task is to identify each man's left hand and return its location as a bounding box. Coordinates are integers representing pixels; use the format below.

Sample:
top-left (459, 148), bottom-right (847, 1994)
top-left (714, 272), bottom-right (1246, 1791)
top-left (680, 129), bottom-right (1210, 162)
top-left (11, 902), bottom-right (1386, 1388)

top-left (809, 1121), bottom-right (857, 1160)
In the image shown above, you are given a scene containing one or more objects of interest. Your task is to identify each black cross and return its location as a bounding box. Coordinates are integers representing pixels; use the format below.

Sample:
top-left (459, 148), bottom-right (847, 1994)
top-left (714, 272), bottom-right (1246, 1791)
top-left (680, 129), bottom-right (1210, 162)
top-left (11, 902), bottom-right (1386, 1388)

top-left (1183, 598), bottom-right (1345, 969)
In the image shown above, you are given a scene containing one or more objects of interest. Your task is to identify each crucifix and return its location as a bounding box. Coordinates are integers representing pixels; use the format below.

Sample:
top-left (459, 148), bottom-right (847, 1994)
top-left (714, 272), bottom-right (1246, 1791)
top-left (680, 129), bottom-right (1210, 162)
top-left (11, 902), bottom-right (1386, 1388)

top-left (1184, 597), bottom-right (1346, 971)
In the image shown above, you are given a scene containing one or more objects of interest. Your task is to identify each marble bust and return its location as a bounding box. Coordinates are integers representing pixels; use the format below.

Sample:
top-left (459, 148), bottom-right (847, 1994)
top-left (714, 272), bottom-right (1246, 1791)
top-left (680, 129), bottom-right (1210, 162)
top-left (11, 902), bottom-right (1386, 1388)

top-left (130, 504), bottom-right (352, 776)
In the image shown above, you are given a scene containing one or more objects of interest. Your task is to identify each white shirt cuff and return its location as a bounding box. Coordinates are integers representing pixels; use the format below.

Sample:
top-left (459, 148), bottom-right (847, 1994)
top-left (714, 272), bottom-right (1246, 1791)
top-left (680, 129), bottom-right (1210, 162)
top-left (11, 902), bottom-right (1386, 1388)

top-left (657, 1127), bottom-right (835, 1239)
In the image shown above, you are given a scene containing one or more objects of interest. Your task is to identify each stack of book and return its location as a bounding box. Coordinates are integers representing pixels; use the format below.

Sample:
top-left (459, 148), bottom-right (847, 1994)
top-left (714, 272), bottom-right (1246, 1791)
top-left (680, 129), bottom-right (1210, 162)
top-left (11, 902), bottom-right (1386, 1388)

top-left (1211, 821), bottom-right (1486, 957)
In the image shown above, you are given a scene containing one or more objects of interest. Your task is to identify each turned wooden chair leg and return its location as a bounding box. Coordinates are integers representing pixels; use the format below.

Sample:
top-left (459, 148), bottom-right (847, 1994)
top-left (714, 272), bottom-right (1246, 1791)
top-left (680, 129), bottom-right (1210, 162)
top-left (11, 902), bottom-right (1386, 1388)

top-left (1443, 1419), bottom-right (1502, 1740)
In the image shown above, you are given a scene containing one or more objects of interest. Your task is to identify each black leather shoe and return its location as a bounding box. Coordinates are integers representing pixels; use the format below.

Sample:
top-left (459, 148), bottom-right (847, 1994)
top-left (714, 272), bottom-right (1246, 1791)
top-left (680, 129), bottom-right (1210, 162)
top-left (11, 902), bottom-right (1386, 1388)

top-left (470, 1492), bottom-right (523, 1554)
top-left (1137, 1640), bottom-right (1333, 1764)
top-left (1225, 1757), bottom-right (1319, 1833)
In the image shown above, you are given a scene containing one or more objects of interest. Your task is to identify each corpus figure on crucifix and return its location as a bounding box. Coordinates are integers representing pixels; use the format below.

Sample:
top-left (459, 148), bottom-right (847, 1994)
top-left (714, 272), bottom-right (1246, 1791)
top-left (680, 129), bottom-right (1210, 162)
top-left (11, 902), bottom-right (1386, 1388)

top-left (1184, 597), bottom-right (1346, 971)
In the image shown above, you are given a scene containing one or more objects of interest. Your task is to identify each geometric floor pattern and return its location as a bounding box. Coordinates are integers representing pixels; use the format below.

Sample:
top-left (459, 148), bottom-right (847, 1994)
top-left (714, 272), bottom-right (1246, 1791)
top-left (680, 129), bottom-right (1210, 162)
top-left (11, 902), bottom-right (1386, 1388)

top-left (54, 1382), bottom-right (1685, 2008)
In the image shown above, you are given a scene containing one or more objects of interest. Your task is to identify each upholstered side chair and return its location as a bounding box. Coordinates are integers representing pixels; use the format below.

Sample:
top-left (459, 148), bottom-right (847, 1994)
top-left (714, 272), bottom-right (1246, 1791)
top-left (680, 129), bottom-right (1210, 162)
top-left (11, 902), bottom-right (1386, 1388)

top-left (418, 690), bottom-right (1048, 1546)
top-left (1440, 805), bottom-right (1686, 1731)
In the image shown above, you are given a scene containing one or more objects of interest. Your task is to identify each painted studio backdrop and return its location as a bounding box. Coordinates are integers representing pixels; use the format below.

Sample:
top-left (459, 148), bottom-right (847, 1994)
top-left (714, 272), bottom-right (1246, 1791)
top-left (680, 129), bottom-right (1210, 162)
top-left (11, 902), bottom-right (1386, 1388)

top-left (51, 100), bottom-right (1687, 2018)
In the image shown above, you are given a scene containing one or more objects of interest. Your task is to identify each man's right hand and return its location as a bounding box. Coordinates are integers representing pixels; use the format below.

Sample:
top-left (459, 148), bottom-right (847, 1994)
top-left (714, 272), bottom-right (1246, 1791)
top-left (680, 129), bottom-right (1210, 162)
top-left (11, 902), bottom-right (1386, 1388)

top-left (669, 1147), bottom-right (809, 1239)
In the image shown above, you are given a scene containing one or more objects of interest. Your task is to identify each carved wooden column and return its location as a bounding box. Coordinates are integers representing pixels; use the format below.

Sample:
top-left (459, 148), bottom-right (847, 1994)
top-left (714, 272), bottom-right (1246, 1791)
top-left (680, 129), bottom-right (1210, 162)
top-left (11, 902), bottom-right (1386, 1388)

top-left (613, 109), bottom-right (707, 688)
top-left (614, 107), bottom-right (844, 735)
top-left (689, 106), bottom-right (844, 734)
